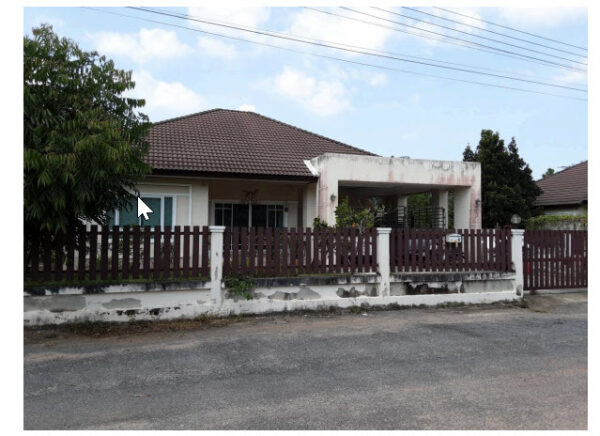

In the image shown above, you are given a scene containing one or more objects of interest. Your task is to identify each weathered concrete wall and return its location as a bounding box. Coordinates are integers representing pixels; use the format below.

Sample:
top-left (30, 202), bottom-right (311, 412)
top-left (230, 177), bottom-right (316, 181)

top-left (23, 272), bottom-right (517, 325)
top-left (310, 154), bottom-right (481, 228)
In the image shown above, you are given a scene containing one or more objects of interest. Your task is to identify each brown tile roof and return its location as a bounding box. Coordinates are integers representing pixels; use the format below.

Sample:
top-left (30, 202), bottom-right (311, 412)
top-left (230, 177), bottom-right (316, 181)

top-left (534, 160), bottom-right (587, 206)
top-left (144, 109), bottom-right (376, 179)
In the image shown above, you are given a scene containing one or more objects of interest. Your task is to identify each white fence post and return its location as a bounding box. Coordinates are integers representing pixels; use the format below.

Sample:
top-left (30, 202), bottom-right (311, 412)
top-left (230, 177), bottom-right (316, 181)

top-left (209, 226), bottom-right (226, 306)
top-left (377, 228), bottom-right (392, 297)
top-left (511, 229), bottom-right (525, 296)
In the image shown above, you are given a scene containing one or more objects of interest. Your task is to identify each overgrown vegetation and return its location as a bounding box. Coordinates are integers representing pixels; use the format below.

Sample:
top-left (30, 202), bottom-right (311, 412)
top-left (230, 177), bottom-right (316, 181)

top-left (226, 276), bottom-right (256, 300)
top-left (335, 197), bottom-right (380, 229)
top-left (526, 214), bottom-right (587, 230)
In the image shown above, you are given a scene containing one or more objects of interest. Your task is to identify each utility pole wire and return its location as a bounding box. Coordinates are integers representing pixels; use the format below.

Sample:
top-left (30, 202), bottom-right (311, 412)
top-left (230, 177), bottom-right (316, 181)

top-left (305, 7), bottom-right (586, 73)
top-left (82, 7), bottom-right (587, 102)
top-left (131, 6), bottom-right (586, 92)
top-left (434, 7), bottom-right (587, 51)
top-left (342, 8), bottom-right (587, 67)
top-left (399, 6), bottom-right (587, 58)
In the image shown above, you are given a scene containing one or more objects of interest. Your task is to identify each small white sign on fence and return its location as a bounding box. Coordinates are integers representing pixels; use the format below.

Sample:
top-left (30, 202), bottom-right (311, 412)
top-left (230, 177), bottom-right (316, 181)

top-left (445, 233), bottom-right (462, 244)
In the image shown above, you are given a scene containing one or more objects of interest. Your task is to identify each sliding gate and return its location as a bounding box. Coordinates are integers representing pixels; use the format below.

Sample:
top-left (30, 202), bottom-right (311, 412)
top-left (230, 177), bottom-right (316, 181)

top-left (523, 230), bottom-right (587, 291)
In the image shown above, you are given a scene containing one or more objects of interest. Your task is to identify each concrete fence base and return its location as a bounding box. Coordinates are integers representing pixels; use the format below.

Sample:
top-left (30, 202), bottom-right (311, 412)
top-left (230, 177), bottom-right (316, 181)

top-left (23, 228), bottom-right (525, 326)
top-left (24, 271), bottom-right (519, 326)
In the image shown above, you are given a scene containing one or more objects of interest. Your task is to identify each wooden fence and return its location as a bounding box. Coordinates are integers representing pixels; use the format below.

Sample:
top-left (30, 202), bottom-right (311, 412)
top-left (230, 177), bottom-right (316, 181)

top-left (390, 228), bottom-right (512, 272)
top-left (523, 230), bottom-right (587, 291)
top-left (25, 225), bottom-right (210, 283)
top-left (223, 227), bottom-right (378, 277)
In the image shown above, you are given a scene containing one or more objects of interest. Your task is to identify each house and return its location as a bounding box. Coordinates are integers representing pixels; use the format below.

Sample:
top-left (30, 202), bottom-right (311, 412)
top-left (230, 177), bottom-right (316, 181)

top-left (109, 109), bottom-right (482, 230)
top-left (534, 161), bottom-right (587, 216)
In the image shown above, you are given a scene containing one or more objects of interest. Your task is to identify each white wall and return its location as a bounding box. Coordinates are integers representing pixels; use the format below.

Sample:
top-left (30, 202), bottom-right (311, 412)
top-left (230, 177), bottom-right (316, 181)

top-left (310, 154), bottom-right (482, 228)
top-left (303, 183), bottom-right (318, 227)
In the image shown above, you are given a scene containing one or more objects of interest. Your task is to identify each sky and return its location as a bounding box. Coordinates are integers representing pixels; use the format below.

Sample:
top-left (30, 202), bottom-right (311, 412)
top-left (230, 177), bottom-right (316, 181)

top-left (23, 5), bottom-right (588, 179)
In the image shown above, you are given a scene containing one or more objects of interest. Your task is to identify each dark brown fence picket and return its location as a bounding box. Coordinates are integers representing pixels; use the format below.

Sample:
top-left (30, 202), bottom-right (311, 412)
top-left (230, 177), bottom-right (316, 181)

top-left (217, 227), bottom-right (376, 278)
top-left (66, 231), bottom-right (75, 281)
top-left (523, 229), bottom-right (586, 291)
top-left (111, 226), bottom-right (119, 280)
top-left (389, 228), bottom-right (512, 273)
top-left (192, 226), bottom-right (200, 278)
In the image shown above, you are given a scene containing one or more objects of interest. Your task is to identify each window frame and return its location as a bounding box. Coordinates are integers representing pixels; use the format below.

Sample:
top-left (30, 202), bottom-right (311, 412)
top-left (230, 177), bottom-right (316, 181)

top-left (212, 200), bottom-right (288, 228)
top-left (111, 194), bottom-right (177, 230)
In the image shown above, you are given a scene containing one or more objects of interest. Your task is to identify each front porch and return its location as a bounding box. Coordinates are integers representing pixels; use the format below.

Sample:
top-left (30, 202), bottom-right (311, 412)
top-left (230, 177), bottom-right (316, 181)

top-left (306, 153), bottom-right (483, 229)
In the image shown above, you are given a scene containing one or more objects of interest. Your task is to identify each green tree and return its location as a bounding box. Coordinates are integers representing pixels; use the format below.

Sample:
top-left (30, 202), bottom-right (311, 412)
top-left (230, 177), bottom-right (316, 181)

top-left (463, 130), bottom-right (541, 228)
top-left (334, 197), bottom-right (376, 229)
top-left (542, 168), bottom-right (555, 178)
top-left (24, 25), bottom-right (151, 238)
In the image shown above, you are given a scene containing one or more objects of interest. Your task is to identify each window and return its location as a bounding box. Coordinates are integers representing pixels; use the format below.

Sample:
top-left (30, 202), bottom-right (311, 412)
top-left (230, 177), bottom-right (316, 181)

top-left (215, 203), bottom-right (284, 227)
top-left (252, 204), bottom-right (284, 228)
top-left (215, 203), bottom-right (249, 227)
top-left (108, 195), bottom-right (174, 228)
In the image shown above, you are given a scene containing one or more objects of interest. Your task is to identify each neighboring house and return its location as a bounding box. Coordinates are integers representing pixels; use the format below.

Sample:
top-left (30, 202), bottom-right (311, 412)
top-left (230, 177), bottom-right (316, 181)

top-left (109, 109), bottom-right (482, 230)
top-left (534, 161), bottom-right (588, 216)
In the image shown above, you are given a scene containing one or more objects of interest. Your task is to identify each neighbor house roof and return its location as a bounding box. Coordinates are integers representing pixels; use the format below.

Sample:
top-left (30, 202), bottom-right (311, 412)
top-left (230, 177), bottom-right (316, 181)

top-left (144, 109), bottom-right (376, 180)
top-left (534, 160), bottom-right (587, 207)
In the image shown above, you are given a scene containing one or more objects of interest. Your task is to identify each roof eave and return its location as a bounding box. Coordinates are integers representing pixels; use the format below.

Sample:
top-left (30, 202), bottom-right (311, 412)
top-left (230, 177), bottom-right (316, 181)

top-left (150, 168), bottom-right (318, 182)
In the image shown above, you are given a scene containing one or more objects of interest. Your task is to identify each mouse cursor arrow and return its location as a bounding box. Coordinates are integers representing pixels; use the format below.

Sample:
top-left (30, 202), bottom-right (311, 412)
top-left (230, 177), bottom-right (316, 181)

top-left (137, 197), bottom-right (153, 221)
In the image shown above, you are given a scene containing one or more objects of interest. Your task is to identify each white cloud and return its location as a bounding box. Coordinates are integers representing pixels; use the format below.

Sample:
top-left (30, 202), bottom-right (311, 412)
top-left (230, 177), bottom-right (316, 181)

top-left (270, 67), bottom-right (350, 116)
top-left (286, 7), bottom-right (396, 54)
top-left (410, 93), bottom-right (421, 104)
top-left (496, 7), bottom-right (587, 29)
top-left (400, 7), bottom-right (487, 48)
top-left (197, 36), bottom-right (239, 59)
top-left (186, 7), bottom-right (272, 57)
top-left (93, 28), bottom-right (192, 63)
top-left (238, 104), bottom-right (256, 112)
top-left (127, 71), bottom-right (207, 121)
top-left (553, 70), bottom-right (587, 85)
top-left (324, 65), bottom-right (388, 87)
top-left (187, 7), bottom-right (271, 29)
top-left (367, 72), bottom-right (388, 86)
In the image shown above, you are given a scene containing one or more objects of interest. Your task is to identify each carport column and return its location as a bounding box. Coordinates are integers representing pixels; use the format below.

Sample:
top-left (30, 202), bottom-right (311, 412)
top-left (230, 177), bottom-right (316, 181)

top-left (209, 226), bottom-right (226, 306)
top-left (377, 228), bottom-right (392, 297)
top-left (511, 229), bottom-right (525, 297)
top-left (396, 194), bottom-right (408, 209)
top-left (431, 189), bottom-right (449, 229)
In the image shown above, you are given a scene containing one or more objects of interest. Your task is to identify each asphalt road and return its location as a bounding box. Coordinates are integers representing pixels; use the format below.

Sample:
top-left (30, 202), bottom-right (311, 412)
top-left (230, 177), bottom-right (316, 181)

top-left (24, 293), bottom-right (587, 430)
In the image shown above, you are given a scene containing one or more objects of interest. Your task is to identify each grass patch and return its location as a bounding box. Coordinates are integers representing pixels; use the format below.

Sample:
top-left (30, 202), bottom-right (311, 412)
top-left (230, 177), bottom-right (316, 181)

top-left (24, 314), bottom-right (235, 343)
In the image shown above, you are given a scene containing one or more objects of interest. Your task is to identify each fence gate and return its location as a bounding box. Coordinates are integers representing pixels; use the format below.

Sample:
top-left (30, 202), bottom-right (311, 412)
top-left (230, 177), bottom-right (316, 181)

top-left (523, 230), bottom-right (587, 291)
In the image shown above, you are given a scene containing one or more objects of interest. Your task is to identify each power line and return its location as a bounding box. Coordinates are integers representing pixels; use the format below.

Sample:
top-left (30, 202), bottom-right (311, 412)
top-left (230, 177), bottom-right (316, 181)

top-left (305, 7), bottom-right (584, 74)
top-left (144, 6), bottom-right (528, 78)
top-left (307, 7), bottom-right (586, 73)
top-left (130, 7), bottom-right (586, 93)
top-left (379, 6), bottom-right (587, 60)
top-left (82, 7), bottom-right (586, 102)
top-left (400, 7), bottom-right (586, 58)
top-left (435, 7), bottom-right (587, 51)
top-left (342, 7), bottom-right (587, 68)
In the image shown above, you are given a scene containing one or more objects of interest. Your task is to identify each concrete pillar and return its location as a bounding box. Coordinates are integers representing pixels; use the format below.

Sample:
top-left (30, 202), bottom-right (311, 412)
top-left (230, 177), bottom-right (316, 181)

top-left (431, 189), bottom-right (449, 229)
top-left (396, 194), bottom-right (408, 209)
top-left (209, 225), bottom-right (226, 306)
top-left (191, 182), bottom-right (209, 226)
top-left (376, 228), bottom-right (392, 297)
top-left (511, 229), bottom-right (525, 296)
top-left (302, 183), bottom-right (318, 227)
top-left (316, 171), bottom-right (337, 226)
